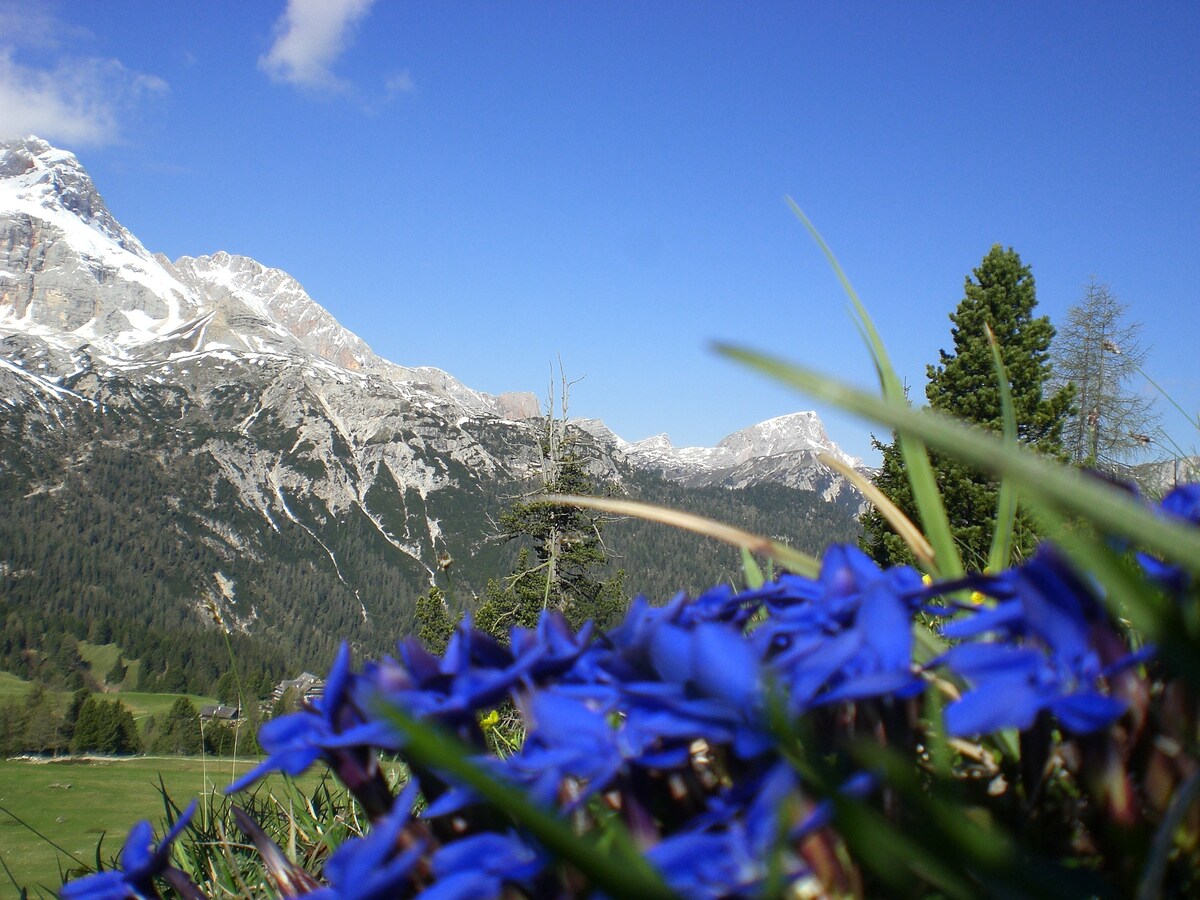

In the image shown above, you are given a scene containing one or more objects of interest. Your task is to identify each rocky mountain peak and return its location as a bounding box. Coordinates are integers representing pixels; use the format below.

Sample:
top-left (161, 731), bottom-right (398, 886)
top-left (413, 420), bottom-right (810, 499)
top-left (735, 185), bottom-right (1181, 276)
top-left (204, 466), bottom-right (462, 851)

top-left (1, 137), bottom-right (866, 678)
top-left (718, 412), bottom-right (859, 468)
top-left (0, 138), bottom-right (541, 422)
top-left (0, 136), bottom-right (143, 256)
top-left (634, 433), bottom-right (675, 453)
top-left (573, 414), bottom-right (864, 502)
top-left (170, 251), bottom-right (379, 371)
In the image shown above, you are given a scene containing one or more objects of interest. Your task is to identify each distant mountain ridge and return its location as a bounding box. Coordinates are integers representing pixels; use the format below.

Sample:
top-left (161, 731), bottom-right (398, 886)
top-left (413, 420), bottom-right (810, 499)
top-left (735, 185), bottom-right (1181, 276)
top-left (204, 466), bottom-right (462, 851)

top-left (1, 136), bottom-right (865, 493)
top-left (0, 136), bottom-right (863, 685)
top-left (578, 412), bottom-right (864, 503)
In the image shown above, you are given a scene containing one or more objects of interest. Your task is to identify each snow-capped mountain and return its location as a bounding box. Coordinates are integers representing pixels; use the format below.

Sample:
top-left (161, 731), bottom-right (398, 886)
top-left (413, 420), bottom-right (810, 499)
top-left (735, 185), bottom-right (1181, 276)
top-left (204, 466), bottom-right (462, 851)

top-left (0, 137), bottom-right (550, 655)
top-left (578, 412), bottom-right (865, 503)
top-left (0, 137), bottom-right (539, 421)
top-left (0, 136), bottom-right (861, 673)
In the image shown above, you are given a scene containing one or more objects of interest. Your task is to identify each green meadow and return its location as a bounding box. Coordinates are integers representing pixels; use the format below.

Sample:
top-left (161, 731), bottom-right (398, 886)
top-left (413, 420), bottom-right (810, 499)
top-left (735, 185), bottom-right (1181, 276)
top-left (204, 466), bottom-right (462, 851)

top-left (0, 673), bottom-right (28, 704)
top-left (0, 756), bottom-right (306, 895)
top-left (0, 666), bottom-right (218, 735)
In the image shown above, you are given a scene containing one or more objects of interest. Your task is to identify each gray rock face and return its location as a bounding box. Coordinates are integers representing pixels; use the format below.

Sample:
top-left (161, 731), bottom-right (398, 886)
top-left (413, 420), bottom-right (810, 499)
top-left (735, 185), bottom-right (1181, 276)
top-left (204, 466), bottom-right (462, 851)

top-left (0, 137), bottom-right (142, 252)
top-left (576, 412), bottom-right (868, 504)
top-left (0, 137), bottom-right (554, 628)
top-left (0, 136), bottom-right (864, 656)
top-left (1132, 456), bottom-right (1200, 498)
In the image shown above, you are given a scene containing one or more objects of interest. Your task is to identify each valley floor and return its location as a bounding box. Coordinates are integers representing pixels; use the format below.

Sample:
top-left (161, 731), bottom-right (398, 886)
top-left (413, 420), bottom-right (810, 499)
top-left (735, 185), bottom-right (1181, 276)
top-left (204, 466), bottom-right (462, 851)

top-left (0, 755), bottom-right (274, 894)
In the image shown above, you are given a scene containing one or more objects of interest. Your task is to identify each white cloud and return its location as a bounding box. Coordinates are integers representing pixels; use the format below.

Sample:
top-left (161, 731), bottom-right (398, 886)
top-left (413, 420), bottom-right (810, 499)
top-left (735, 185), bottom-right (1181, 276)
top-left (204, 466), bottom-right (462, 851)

top-left (385, 69), bottom-right (416, 98)
top-left (260, 0), bottom-right (378, 91)
top-left (0, 2), bottom-right (76, 50)
top-left (0, 48), bottom-right (168, 147)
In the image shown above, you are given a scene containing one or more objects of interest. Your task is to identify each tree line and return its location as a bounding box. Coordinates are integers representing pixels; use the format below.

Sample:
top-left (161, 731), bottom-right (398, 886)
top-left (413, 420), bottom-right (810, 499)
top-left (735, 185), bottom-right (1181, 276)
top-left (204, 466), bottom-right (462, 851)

top-left (0, 690), bottom-right (259, 757)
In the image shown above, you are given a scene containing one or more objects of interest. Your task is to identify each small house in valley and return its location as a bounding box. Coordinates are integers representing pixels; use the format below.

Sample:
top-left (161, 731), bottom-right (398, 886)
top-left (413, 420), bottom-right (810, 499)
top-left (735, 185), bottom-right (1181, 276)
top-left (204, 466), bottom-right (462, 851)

top-left (273, 672), bottom-right (324, 704)
top-left (199, 704), bottom-right (240, 722)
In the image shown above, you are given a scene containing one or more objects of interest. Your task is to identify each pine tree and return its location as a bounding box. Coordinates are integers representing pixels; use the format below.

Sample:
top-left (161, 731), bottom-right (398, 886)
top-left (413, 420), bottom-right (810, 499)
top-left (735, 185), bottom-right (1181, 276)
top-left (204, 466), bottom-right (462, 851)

top-left (21, 684), bottom-right (66, 754)
top-left (415, 586), bottom-right (455, 655)
top-left (71, 697), bottom-right (142, 754)
top-left (150, 697), bottom-right (202, 755)
top-left (105, 656), bottom-right (127, 687)
top-left (112, 700), bottom-right (141, 754)
top-left (63, 688), bottom-right (90, 743)
top-left (862, 246), bottom-right (1073, 569)
top-left (70, 697), bottom-right (103, 753)
top-left (214, 670), bottom-right (239, 705)
top-left (476, 373), bottom-right (625, 640)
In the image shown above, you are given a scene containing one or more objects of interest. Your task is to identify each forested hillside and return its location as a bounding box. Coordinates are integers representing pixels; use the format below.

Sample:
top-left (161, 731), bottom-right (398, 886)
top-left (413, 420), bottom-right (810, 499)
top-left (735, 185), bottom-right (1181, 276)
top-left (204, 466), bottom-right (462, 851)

top-left (1, 415), bottom-right (858, 696)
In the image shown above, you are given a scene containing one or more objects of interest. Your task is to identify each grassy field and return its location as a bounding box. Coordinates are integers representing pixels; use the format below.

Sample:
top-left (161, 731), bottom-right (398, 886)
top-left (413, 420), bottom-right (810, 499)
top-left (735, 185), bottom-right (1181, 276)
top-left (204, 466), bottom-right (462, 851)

top-left (0, 669), bottom-right (218, 736)
top-left (75, 641), bottom-right (144, 691)
top-left (76, 641), bottom-right (122, 682)
top-left (0, 672), bottom-right (28, 703)
top-left (0, 755), bottom-right (329, 896)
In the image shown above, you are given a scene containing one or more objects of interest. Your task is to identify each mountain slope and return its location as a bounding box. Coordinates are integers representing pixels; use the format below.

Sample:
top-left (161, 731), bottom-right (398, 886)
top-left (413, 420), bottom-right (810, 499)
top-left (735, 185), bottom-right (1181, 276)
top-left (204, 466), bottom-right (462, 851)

top-left (0, 136), bottom-right (863, 690)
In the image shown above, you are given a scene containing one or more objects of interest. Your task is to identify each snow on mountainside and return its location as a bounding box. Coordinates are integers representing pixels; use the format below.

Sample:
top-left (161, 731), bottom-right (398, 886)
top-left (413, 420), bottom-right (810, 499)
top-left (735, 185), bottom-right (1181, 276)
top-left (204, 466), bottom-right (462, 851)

top-left (0, 138), bottom-right (199, 342)
top-left (0, 136), bottom-right (536, 420)
top-left (718, 412), bottom-right (858, 468)
top-left (0, 135), bottom-right (865, 670)
top-left (576, 412), bottom-right (865, 501)
top-left (1, 135), bottom-right (859, 494)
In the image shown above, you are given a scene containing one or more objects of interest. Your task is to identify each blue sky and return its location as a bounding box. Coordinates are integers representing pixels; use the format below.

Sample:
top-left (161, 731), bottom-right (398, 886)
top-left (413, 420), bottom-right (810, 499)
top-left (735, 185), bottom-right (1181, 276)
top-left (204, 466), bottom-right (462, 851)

top-left (2, 1), bottom-right (1197, 463)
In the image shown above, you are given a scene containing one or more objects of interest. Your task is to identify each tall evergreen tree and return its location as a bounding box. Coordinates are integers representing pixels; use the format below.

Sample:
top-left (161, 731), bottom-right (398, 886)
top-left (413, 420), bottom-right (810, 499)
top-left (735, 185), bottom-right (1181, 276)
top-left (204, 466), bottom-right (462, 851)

top-left (214, 670), bottom-right (239, 705)
top-left (149, 697), bottom-right (203, 755)
top-left (105, 656), bottom-right (127, 687)
top-left (71, 697), bottom-right (141, 754)
top-left (415, 586), bottom-right (456, 655)
top-left (862, 245), bottom-right (1073, 569)
top-left (476, 375), bottom-right (625, 639)
top-left (63, 688), bottom-right (90, 743)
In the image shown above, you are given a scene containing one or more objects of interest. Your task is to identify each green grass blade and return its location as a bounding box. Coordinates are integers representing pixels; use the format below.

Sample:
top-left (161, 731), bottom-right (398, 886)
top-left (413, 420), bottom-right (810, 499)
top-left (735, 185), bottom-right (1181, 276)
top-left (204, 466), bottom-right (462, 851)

top-left (1133, 359), bottom-right (1200, 435)
top-left (714, 345), bottom-right (1200, 575)
top-left (376, 704), bottom-right (676, 899)
top-left (1138, 768), bottom-right (1200, 900)
top-left (740, 547), bottom-right (766, 589)
top-left (0, 854), bottom-right (27, 899)
top-left (820, 452), bottom-right (937, 571)
top-left (786, 199), bottom-right (962, 578)
top-left (545, 493), bottom-right (820, 577)
top-left (0, 802), bottom-right (88, 869)
top-left (986, 325), bottom-right (1018, 572)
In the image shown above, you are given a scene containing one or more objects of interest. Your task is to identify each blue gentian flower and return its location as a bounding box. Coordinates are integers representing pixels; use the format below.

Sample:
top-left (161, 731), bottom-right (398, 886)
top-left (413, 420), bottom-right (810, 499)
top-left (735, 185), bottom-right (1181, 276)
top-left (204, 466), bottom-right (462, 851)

top-left (753, 547), bottom-right (925, 713)
top-left (642, 619), bottom-right (773, 758)
top-left (508, 610), bottom-right (593, 683)
top-left (647, 807), bottom-right (812, 900)
top-left (1158, 483), bottom-right (1200, 524)
top-left (61, 801), bottom-right (199, 900)
top-left (306, 782), bottom-right (426, 900)
top-left (228, 643), bottom-right (396, 818)
top-left (361, 619), bottom-right (523, 745)
top-left (941, 642), bottom-right (1127, 735)
top-left (792, 770), bottom-right (878, 840)
top-left (503, 689), bottom-right (632, 807)
top-left (1137, 483), bottom-right (1200, 592)
top-left (938, 547), bottom-right (1130, 736)
top-left (418, 831), bottom-right (545, 900)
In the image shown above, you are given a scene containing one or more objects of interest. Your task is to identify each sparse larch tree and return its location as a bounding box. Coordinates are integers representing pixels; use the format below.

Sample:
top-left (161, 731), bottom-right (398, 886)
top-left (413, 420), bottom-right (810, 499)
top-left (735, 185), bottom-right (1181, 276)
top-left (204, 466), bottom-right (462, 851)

top-left (1051, 277), bottom-right (1158, 469)
top-left (476, 368), bottom-right (625, 639)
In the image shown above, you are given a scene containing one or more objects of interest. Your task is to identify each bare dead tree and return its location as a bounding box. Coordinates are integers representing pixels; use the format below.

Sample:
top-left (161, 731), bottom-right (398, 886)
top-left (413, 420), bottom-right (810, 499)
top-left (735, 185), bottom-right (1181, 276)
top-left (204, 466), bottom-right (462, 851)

top-left (1051, 277), bottom-right (1159, 470)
